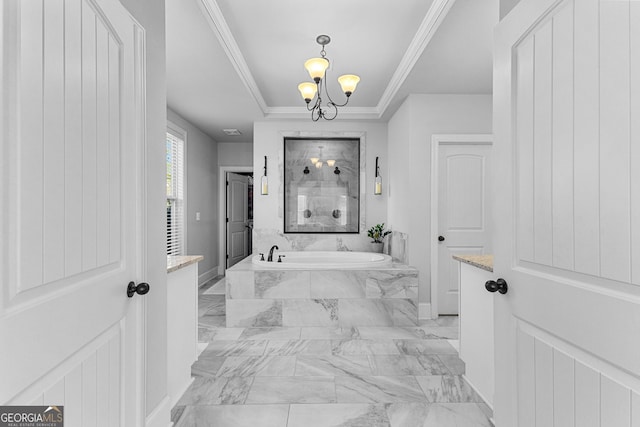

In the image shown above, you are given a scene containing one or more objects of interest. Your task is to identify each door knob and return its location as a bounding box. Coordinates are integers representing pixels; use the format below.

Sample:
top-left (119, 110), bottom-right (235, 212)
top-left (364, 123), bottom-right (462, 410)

top-left (485, 278), bottom-right (508, 294)
top-left (127, 281), bottom-right (150, 298)
top-left (438, 236), bottom-right (445, 242)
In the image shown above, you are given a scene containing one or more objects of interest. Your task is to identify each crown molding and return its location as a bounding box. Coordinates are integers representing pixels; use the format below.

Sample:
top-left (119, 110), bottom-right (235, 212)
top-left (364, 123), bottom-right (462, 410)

top-left (264, 106), bottom-right (382, 120)
top-left (198, 0), bottom-right (268, 112)
top-left (376, 0), bottom-right (457, 114)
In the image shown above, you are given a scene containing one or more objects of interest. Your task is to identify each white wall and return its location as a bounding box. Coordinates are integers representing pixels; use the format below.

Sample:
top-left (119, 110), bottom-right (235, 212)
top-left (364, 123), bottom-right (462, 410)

top-left (167, 108), bottom-right (220, 284)
top-left (387, 99), bottom-right (413, 235)
top-left (119, 0), bottom-right (167, 419)
top-left (387, 94), bottom-right (493, 310)
top-left (218, 142), bottom-right (253, 166)
top-left (252, 120), bottom-right (387, 254)
top-left (500, 0), bottom-right (522, 19)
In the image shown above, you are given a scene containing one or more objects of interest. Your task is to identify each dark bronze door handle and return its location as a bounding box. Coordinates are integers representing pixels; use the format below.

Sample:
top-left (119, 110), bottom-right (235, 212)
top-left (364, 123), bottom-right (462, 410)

top-left (127, 281), bottom-right (150, 298)
top-left (438, 236), bottom-right (445, 242)
top-left (485, 278), bottom-right (508, 294)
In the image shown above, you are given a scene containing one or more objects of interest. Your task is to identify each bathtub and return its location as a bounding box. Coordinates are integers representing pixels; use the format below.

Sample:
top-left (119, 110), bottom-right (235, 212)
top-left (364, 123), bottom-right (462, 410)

top-left (251, 251), bottom-right (392, 269)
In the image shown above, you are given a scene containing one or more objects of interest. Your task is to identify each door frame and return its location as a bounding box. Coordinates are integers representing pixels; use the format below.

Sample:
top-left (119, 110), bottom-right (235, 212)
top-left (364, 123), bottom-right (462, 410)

top-left (218, 166), bottom-right (253, 274)
top-left (429, 134), bottom-right (493, 318)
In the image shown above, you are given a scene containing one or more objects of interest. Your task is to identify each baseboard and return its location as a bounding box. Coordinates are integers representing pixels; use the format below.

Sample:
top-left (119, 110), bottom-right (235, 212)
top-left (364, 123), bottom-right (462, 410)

top-left (146, 395), bottom-right (171, 427)
top-left (419, 303), bottom-right (432, 320)
top-left (462, 374), bottom-right (494, 411)
top-left (198, 266), bottom-right (219, 286)
top-left (218, 265), bottom-right (225, 276)
top-left (169, 377), bottom-right (195, 410)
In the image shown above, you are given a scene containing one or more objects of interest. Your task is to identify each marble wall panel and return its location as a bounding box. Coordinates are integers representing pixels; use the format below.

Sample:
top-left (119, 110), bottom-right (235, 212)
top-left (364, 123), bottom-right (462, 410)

top-left (283, 299), bottom-right (339, 327)
top-left (310, 271), bottom-right (367, 298)
top-left (388, 231), bottom-right (408, 264)
top-left (382, 299), bottom-right (418, 326)
top-left (255, 271), bottom-right (311, 299)
top-left (366, 271), bottom-right (418, 300)
top-left (226, 271), bottom-right (255, 299)
top-left (338, 300), bottom-right (395, 327)
top-left (253, 229), bottom-right (379, 255)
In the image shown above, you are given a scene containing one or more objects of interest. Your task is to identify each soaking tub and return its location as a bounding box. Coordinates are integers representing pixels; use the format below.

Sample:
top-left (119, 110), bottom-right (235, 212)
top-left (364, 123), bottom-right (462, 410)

top-left (251, 251), bottom-right (392, 269)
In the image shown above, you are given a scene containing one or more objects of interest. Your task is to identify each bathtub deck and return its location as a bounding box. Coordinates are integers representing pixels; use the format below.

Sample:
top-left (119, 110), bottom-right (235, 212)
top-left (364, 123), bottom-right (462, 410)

top-left (225, 257), bottom-right (419, 328)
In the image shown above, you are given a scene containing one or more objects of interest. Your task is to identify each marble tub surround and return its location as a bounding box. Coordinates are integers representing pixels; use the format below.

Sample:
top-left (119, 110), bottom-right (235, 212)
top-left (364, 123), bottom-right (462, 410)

top-left (173, 279), bottom-right (493, 427)
top-left (452, 254), bottom-right (493, 272)
top-left (225, 257), bottom-right (418, 327)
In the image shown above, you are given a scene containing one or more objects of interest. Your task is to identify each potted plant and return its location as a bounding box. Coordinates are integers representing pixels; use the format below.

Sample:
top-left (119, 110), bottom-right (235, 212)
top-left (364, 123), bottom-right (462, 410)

top-left (367, 223), bottom-right (391, 253)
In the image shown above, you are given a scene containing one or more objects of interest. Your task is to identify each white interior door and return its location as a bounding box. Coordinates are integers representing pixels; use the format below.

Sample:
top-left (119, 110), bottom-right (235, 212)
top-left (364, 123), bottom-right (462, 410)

top-left (0, 0), bottom-right (145, 424)
top-left (226, 172), bottom-right (249, 268)
top-left (436, 139), bottom-right (492, 315)
top-left (493, 0), bottom-right (640, 425)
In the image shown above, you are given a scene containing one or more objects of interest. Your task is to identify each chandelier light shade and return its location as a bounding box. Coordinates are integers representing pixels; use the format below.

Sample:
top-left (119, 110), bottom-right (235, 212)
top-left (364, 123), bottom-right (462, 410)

top-left (337, 75), bottom-right (360, 95)
top-left (304, 58), bottom-right (329, 82)
top-left (298, 82), bottom-right (317, 102)
top-left (298, 35), bottom-right (360, 121)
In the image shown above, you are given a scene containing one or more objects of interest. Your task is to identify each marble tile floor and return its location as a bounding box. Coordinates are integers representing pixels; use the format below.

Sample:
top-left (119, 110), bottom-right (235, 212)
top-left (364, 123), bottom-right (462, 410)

top-left (173, 277), bottom-right (493, 426)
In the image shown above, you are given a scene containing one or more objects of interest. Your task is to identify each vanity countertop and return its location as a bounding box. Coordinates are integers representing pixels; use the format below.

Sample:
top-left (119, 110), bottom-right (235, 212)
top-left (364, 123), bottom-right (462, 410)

top-left (452, 254), bottom-right (493, 272)
top-left (167, 255), bottom-right (204, 273)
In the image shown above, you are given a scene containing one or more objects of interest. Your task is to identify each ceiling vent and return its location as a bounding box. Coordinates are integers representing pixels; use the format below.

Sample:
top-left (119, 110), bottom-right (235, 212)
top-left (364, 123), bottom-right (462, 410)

top-left (222, 128), bottom-right (242, 136)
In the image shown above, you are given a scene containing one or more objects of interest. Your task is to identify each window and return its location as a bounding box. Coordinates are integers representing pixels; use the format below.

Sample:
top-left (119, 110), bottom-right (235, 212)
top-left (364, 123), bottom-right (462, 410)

top-left (166, 127), bottom-right (185, 256)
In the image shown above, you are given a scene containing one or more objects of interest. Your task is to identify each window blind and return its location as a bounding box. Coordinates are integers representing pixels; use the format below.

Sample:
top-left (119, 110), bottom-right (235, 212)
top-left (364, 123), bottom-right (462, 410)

top-left (166, 130), bottom-right (184, 256)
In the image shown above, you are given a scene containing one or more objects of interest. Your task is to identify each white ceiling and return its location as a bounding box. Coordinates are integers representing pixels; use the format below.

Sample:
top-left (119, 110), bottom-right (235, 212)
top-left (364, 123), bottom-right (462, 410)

top-left (165, 0), bottom-right (498, 142)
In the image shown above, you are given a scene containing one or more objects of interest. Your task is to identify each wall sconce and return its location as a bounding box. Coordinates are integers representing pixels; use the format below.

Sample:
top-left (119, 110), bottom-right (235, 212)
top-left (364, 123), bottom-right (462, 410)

top-left (374, 157), bottom-right (382, 195)
top-left (261, 156), bottom-right (268, 195)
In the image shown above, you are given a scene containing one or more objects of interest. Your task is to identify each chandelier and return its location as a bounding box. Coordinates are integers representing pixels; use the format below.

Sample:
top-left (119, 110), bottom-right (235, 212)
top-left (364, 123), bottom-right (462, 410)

top-left (298, 35), bottom-right (360, 121)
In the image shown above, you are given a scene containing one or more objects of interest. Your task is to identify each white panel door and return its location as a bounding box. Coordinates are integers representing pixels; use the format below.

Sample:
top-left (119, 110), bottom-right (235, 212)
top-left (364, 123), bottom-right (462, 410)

top-left (0, 0), bottom-right (145, 424)
top-left (493, 0), bottom-right (640, 425)
top-left (226, 173), bottom-right (249, 268)
top-left (437, 141), bottom-right (492, 315)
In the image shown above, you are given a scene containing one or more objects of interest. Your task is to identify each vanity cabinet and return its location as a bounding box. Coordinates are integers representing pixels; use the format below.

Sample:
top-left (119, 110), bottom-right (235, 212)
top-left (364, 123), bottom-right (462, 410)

top-left (167, 255), bottom-right (203, 407)
top-left (454, 255), bottom-right (494, 408)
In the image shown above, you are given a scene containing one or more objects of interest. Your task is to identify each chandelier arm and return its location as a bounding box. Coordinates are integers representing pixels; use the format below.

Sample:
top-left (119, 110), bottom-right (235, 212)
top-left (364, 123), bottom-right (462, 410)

top-left (328, 97), bottom-right (350, 108)
top-left (321, 65), bottom-right (337, 105)
top-left (306, 93), bottom-right (321, 112)
top-left (322, 101), bottom-right (338, 120)
top-left (321, 65), bottom-right (351, 109)
top-left (311, 106), bottom-right (321, 121)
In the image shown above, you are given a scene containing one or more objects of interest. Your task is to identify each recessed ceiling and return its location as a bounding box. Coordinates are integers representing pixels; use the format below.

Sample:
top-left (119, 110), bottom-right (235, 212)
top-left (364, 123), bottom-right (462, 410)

top-left (165, 0), bottom-right (498, 142)
top-left (215, 0), bottom-right (435, 108)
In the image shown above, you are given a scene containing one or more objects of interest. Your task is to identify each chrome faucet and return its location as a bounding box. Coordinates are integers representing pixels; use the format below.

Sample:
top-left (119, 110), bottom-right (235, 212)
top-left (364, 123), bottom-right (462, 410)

top-left (267, 245), bottom-right (279, 262)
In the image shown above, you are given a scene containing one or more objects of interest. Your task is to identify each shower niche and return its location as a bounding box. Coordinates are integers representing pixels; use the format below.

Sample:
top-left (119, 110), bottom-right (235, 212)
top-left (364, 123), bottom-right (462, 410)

top-left (284, 137), bottom-right (360, 233)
